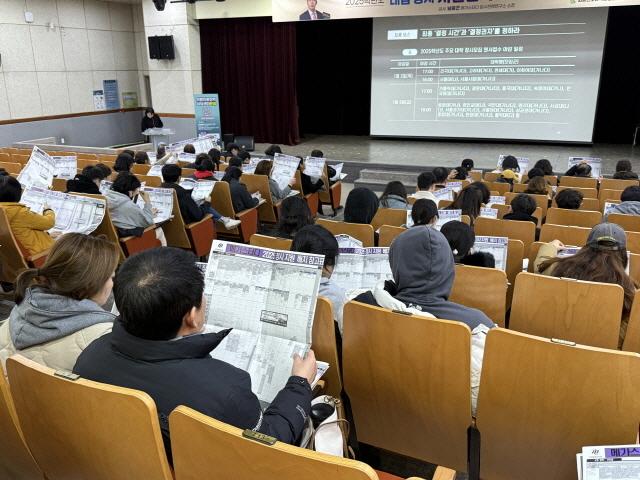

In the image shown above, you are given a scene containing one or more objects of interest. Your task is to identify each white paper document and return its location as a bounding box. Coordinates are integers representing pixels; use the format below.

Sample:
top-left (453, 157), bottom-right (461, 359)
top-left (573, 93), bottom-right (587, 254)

top-left (137, 186), bottom-right (173, 223)
top-left (568, 157), bottom-right (601, 178)
top-left (480, 207), bottom-right (498, 219)
top-left (332, 247), bottom-right (393, 292)
top-left (604, 202), bottom-right (619, 216)
top-left (473, 236), bottom-right (508, 271)
top-left (433, 187), bottom-right (454, 202)
top-left (242, 157), bottom-right (264, 174)
top-left (202, 241), bottom-right (324, 403)
top-left (20, 186), bottom-right (105, 235)
top-left (17, 146), bottom-right (56, 189)
top-left (99, 180), bottom-right (112, 195)
top-left (168, 134), bottom-right (218, 155)
top-left (498, 155), bottom-right (529, 173)
top-left (179, 178), bottom-right (215, 203)
top-left (335, 234), bottom-right (363, 248)
top-left (304, 156), bottom-right (326, 178)
top-left (272, 154), bottom-right (300, 191)
top-left (330, 163), bottom-right (344, 181)
top-left (435, 209), bottom-right (461, 231)
top-left (147, 152), bottom-right (157, 165)
top-left (147, 164), bottom-right (164, 177)
top-left (446, 181), bottom-right (463, 193)
top-left (580, 445), bottom-right (640, 480)
top-left (488, 195), bottom-right (506, 206)
top-left (52, 156), bottom-right (78, 179)
top-left (178, 152), bottom-right (196, 164)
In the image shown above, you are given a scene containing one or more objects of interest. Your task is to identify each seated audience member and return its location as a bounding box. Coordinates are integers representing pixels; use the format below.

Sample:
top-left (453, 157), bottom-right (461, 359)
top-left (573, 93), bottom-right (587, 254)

top-left (276, 196), bottom-right (314, 239)
top-left (0, 168), bottom-right (8, 177)
top-left (222, 167), bottom-right (259, 213)
top-left (291, 225), bottom-right (347, 331)
top-left (532, 159), bottom-right (554, 176)
top-left (161, 165), bottom-right (240, 230)
top-left (265, 144), bottom-right (282, 157)
top-left (534, 223), bottom-right (638, 347)
top-left (228, 156), bottom-right (243, 168)
top-left (496, 169), bottom-right (516, 190)
top-left (134, 151), bottom-right (150, 165)
top-left (604, 185), bottom-right (640, 219)
top-left (524, 175), bottom-right (550, 196)
top-left (353, 226), bottom-right (494, 413)
top-left (449, 166), bottom-right (468, 181)
top-left (410, 172), bottom-right (438, 203)
top-left (504, 193), bottom-right (538, 225)
top-left (344, 188), bottom-right (379, 224)
top-left (156, 144), bottom-right (175, 165)
top-left (73, 248), bottom-right (315, 459)
top-left (494, 155), bottom-right (522, 182)
top-left (440, 221), bottom-right (495, 268)
top-left (224, 143), bottom-right (240, 158)
top-left (122, 149), bottom-right (135, 158)
top-left (183, 144), bottom-right (196, 155)
top-left (0, 233), bottom-right (118, 371)
top-left (66, 165), bottom-right (108, 195)
top-left (613, 160), bottom-right (639, 180)
top-left (114, 152), bottom-right (134, 173)
top-left (191, 154), bottom-right (215, 181)
top-left (310, 149), bottom-right (324, 158)
top-left (461, 158), bottom-right (474, 171)
top-left (432, 167), bottom-right (450, 189)
top-left (526, 168), bottom-right (545, 180)
top-left (208, 148), bottom-right (222, 170)
top-left (555, 188), bottom-right (583, 210)
top-left (255, 160), bottom-right (293, 203)
top-left (0, 176), bottom-right (54, 256)
top-left (298, 158), bottom-right (324, 195)
top-left (95, 163), bottom-right (112, 180)
top-left (565, 161), bottom-right (592, 177)
top-left (411, 199), bottom-right (438, 227)
top-left (468, 181), bottom-right (490, 205)
top-left (107, 172), bottom-right (166, 245)
top-left (237, 150), bottom-right (251, 165)
top-left (379, 181), bottom-right (408, 209)
top-left (446, 186), bottom-right (483, 225)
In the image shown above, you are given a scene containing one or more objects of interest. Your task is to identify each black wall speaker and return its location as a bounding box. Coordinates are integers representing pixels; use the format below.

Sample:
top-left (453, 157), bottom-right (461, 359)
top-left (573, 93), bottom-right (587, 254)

top-left (234, 136), bottom-right (255, 152)
top-left (148, 36), bottom-right (175, 60)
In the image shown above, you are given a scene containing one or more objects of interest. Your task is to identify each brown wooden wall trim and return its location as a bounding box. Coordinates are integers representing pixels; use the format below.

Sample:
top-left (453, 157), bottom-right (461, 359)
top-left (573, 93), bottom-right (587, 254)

top-left (0, 108), bottom-right (145, 126)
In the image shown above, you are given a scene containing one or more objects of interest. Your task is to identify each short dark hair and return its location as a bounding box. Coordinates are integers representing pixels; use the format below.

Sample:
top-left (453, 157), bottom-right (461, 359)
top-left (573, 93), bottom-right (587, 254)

top-left (111, 172), bottom-right (141, 196)
top-left (122, 149), bottom-right (135, 158)
top-left (411, 199), bottom-right (438, 226)
top-left (81, 165), bottom-right (108, 181)
top-left (555, 188), bottom-right (583, 210)
top-left (95, 163), bottom-right (112, 178)
top-left (226, 143), bottom-right (239, 153)
top-left (145, 107), bottom-right (155, 115)
top-left (510, 193), bottom-right (537, 215)
top-left (461, 159), bottom-right (474, 170)
top-left (621, 185), bottom-right (640, 202)
top-left (501, 155), bottom-right (520, 172)
top-left (115, 248), bottom-right (204, 341)
top-left (432, 167), bottom-right (449, 183)
top-left (237, 150), bottom-right (251, 162)
top-left (134, 151), bottom-right (149, 164)
top-left (228, 157), bottom-right (243, 168)
top-left (277, 196), bottom-right (313, 238)
top-left (208, 149), bottom-right (221, 165)
top-left (195, 154), bottom-right (214, 172)
top-left (183, 144), bottom-right (196, 154)
top-left (527, 168), bottom-right (545, 180)
top-left (451, 166), bottom-right (467, 181)
top-left (0, 176), bottom-right (22, 202)
top-left (114, 153), bottom-right (134, 172)
top-left (440, 221), bottom-right (475, 259)
top-left (290, 225), bottom-right (338, 268)
top-left (222, 166), bottom-right (242, 183)
top-left (162, 164), bottom-right (182, 183)
top-left (616, 160), bottom-right (633, 173)
top-left (417, 172), bottom-right (436, 190)
top-left (265, 145), bottom-right (282, 156)
top-left (310, 150), bottom-right (324, 158)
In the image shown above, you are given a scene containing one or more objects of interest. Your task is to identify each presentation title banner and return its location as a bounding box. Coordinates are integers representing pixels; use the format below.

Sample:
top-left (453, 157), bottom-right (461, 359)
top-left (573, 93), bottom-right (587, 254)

top-left (272, 0), bottom-right (637, 22)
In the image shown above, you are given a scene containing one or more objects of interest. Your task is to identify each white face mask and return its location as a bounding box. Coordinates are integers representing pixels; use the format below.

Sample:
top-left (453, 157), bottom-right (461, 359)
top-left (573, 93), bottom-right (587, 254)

top-left (147, 113), bottom-right (154, 118)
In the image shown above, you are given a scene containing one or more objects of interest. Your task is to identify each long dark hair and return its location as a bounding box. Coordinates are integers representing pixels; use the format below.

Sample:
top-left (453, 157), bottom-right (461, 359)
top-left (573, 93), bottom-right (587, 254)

top-left (277, 196), bottom-right (313, 238)
top-left (380, 181), bottom-right (407, 206)
top-left (538, 247), bottom-right (637, 313)
top-left (447, 187), bottom-right (482, 222)
top-left (222, 166), bottom-right (242, 183)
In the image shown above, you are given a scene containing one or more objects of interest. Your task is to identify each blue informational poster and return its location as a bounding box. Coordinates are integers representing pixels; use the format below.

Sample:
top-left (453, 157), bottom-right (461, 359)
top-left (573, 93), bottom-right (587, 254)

top-left (194, 94), bottom-right (222, 138)
top-left (103, 80), bottom-right (120, 110)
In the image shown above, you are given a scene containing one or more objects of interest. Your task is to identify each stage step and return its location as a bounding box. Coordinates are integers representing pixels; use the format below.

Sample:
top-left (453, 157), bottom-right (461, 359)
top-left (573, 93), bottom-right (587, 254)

top-left (353, 169), bottom-right (423, 192)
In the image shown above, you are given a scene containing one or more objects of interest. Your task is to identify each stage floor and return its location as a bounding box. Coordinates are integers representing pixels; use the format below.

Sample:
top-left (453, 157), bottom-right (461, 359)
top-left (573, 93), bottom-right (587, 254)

top-left (255, 135), bottom-right (640, 175)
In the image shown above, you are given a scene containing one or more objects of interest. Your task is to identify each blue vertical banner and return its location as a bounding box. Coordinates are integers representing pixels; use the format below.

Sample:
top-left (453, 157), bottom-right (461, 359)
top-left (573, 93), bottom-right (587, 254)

top-left (194, 94), bottom-right (222, 137)
top-left (103, 80), bottom-right (120, 110)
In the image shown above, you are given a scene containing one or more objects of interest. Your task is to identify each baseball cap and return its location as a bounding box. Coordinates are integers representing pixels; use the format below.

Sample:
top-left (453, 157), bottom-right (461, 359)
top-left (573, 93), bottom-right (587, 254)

top-left (586, 223), bottom-right (626, 251)
top-left (500, 169), bottom-right (516, 180)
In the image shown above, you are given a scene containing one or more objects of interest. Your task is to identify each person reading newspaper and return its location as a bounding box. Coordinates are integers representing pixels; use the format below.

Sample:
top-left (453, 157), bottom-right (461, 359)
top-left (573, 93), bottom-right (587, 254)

top-left (73, 248), bottom-right (316, 463)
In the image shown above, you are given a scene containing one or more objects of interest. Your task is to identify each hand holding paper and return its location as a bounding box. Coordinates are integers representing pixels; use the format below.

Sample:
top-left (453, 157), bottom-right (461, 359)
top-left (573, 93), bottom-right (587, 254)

top-left (292, 349), bottom-right (317, 386)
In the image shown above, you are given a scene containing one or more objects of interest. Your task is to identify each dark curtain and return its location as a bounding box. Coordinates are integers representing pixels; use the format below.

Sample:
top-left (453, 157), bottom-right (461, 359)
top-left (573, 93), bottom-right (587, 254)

top-left (296, 19), bottom-right (373, 137)
top-left (200, 18), bottom-right (299, 145)
top-left (593, 6), bottom-right (640, 143)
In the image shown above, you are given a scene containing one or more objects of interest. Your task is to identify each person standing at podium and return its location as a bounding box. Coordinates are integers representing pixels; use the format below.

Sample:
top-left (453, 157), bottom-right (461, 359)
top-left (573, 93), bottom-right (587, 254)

top-left (140, 107), bottom-right (164, 132)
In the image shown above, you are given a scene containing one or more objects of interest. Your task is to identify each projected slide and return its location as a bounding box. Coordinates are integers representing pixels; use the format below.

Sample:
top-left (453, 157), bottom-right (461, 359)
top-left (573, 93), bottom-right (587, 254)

top-left (370, 9), bottom-right (608, 142)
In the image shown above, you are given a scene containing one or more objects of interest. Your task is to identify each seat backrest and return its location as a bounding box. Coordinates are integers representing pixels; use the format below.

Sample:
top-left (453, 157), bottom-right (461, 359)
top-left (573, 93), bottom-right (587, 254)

top-left (559, 176), bottom-right (597, 189)
top-left (342, 301), bottom-right (472, 471)
top-left (77, 158), bottom-right (99, 169)
top-left (450, 265), bottom-right (507, 327)
top-left (600, 178), bottom-right (639, 191)
top-left (241, 174), bottom-right (277, 223)
top-left (623, 293), bottom-right (640, 353)
top-left (138, 175), bottom-right (162, 187)
top-left (249, 234), bottom-right (293, 250)
top-left (556, 185), bottom-right (598, 199)
top-left (505, 192), bottom-right (548, 218)
top-left (0, 208), bottom-right (30, 283)
top-left (539, 223), bottom-right (590, 246)
top-left (98, 154), bottom-right (117, 163)
top-left (579, 197), bottom-right (600, 211)
top-left (370, 208), bottom-right (407, 230)
top-left (505, 238), bottom-right (525, 308)
top-left (77, 153), bottom-right (98, 160)
top-left (11, 154), bottom-right (30, 165)
top-left (0, 364), bottom-right (44, 479)
top-left (378, 225), bottom-right (406, 247)
top-left (545, 207), bottom-right (602, 228)
top-left (169, 406), bottom-right (381, 480)
top-left (483, 181), bottom-right (511, 195)
top-left (607, 213), bottom-right (640, 233)
top-left (510, 272), bottom-right (624, 349)
top-left (161, 190), bottom-right (191, 249)
top-left (6, 355), bottom-right (173, 480)
top-left (474, 217), bottom-right (535, 255)
top-left (598, 188), bottom-right (623, 207)
top-left (81, 193), bottom-right (127, 262)
top-left (626, 230), bottom-right (640, 254)
top-left (477, 328), bottom-right (640, 480)
top-left (629, 253), bottom-right (640, 285)
top-left (311, 297), bottom-right (342, 398)
top-left (493, 204), bottom-right (542, 226)
top-left (0, 161), bottom-right (22, 174)
top-left (315, 219), bottom-right (375, 247)
top-left (131, 164), bottom-right (151, 175)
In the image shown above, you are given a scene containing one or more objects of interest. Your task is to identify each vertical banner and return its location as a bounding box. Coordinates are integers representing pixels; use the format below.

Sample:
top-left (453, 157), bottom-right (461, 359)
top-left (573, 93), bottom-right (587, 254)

top-left (194, 94), bottom-right (222, 138)
top-left (103, 80), bottom-right (120, 110)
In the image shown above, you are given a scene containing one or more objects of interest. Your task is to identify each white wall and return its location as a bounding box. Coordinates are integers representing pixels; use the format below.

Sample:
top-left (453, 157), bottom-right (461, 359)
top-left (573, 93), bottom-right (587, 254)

top-left (195, 0), bottom-right (272, 19)
top-left (0, 0), bottom-right (142, 121)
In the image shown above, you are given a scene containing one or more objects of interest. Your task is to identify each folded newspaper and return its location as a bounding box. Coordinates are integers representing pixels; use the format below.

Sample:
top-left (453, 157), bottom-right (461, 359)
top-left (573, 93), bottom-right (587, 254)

top-left (135, 187), bottom-right (173, 224)
top-left (578, 445), bottom-right (640, 480)
top-left (331, 247), bottom-right (393, 292)
top-left (17, 146), bottom-right (56, 189)
top-left (568, 157), bottom-right (601, 178)
top-left (473, 236), bottom-right (508, 271)
top-left (202, 241), bottom-right (325, 403)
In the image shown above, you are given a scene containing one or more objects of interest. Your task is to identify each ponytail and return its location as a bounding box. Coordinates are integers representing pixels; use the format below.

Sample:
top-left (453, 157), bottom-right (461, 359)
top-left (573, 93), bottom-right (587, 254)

top-left (14, 268), bottom-right (42, 304)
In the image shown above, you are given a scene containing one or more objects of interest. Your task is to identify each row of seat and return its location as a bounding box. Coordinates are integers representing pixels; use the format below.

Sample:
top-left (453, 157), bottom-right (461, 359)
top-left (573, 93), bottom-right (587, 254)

top-left (481, 169), bottom-right (639, 191)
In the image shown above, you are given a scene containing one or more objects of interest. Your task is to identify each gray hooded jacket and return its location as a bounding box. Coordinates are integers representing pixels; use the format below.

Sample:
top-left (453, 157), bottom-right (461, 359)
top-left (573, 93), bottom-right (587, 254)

top-left (389, 226), bottom-right (494, 330)
top-left (604, 201), bottom-right (640, 221)
top-left (105, 189), bottom-right (154, 230)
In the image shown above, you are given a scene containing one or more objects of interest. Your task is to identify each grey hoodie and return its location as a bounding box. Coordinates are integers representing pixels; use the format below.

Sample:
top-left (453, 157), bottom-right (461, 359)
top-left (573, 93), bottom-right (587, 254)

top-left (10, 287), bottom-right (116, 350)
top-left (389, 226), bottom-right (495, 330)
top-left (106, 189), bottom-right (154, 230)
top-left (604, 201), bottom-right (640, 221)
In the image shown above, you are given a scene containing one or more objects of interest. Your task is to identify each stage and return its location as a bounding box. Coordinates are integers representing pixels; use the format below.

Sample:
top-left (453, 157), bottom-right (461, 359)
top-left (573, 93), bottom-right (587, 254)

top-left (255, 135), bottom-right (640, 176)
